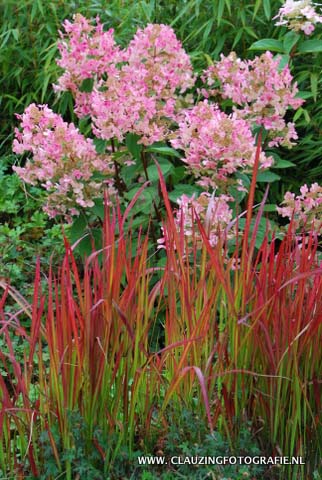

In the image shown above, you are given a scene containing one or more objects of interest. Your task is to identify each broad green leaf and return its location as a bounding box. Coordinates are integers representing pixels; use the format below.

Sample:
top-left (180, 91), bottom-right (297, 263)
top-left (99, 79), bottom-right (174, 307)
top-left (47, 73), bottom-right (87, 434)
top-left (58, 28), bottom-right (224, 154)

top-left (297, 39), bottom-right (322, 53)
top-left (124, 186), bottom-right (158, 214)
top-left (90, 199), bottom-right (105, 221)
top-left (296, 91), bottom-right (313, 100)
top-left (257, 171), bottom-right (281, 183)
top-left (277, 54), bottom-right (290, 70)
top-left (228, 184), bottom-right (247, 204)
top-left (93, 138), bottom-right (108, 154)
top-left (126, 133), bottom-right (142, 162)
top-left (79, 77), bottom-right (94, 93)
top-left (70, 215), bottom-right (88, 244)
top-left (239, 217), bottom-right (273, 249)
top-left (168, 184), bottom-right (201, 203)
top-left (128, 215), bottom-right (150, 231)
top-left (12, 28), bottom-right (19, 41)
top-left (121, 162), bottom-right (140, 187)
top-left (146, 145), bottom-right (181, 158)
top-left (125, 185), bottom-right (156, 201)
top-left (203, 53), bottom-right (214, 66)
top-left (213, 34), bottom-right (227, 58)
top-left (293, 107), bottom-right (305, 122)
top-left (146, 158), bottom-right (173, 182)
top-left (249, 39), bottom-right (284, 53)
top-left (273, 159), bottom-right (295, 169)
top-left (283, 31), bottom-right (300, 53)
top-left (236, 172), bottom-right (251, 189)
top-left (263, 204), bottom-right (278, 212)
top-left (172, 166), bottom-right (186, 183)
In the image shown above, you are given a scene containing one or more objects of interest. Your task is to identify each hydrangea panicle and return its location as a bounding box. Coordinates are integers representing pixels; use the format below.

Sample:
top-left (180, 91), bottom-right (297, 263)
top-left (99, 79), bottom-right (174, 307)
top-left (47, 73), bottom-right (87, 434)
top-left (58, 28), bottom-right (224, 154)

top-left (54, 14), bottom-right (124, 117)
top-left (277, 183), bottom-right (322, 230)
top-left (171, 100), bottom-right (273, 189)
top-left (56, 18), bottom-right (195, 144)
top-left (13, 104), bottom-right (115, 221)
top-left (274, 0), bottom-right (322, 35)
top-left (202, 51), bottom-right (304, 148)
top-left (159, 192), bottom-right (234, 252)
top-left (91, 24), bottom-right (194, 145)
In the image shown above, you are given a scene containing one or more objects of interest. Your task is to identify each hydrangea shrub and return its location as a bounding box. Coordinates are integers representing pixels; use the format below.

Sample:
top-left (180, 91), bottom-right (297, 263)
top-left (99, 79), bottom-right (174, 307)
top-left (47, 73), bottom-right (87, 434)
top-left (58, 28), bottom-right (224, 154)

top-left (12, 13), bottom-right (322, 242)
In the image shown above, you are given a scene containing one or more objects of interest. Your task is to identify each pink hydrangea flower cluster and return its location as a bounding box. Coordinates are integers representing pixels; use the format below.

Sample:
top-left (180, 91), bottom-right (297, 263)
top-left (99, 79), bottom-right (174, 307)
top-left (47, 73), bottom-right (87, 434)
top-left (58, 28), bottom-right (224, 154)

top-left (54, 14), bottom-right (124, 117)
top-left (55, 16), bottom-right (195, 144)
top-left (277, 183), bottom-right (322, 230)
top-left (274, 0), bottom-right (322, 35)
top-left (12, 104), bottom-right (115, 221)
top-left (171, 100), bottom-right (273, 190)
top-left (158, 192), bottom-right (233, 250)
top-left (202, 51), bottom-right (304, 148)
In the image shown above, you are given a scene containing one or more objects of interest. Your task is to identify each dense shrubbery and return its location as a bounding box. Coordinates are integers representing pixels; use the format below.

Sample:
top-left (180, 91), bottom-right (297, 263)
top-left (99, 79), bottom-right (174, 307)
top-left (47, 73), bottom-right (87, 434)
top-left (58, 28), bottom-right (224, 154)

top-left (0, 1), bottom-right (321, 479)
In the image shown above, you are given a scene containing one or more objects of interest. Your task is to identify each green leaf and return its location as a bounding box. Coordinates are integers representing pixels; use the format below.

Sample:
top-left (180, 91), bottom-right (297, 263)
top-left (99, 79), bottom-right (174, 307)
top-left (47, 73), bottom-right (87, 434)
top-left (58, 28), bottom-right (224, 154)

top-left (70, 215), bottom-right (87, 244)
top-left (202, 19), bottom-right (214, 46)
top-left (249, 39), bottom-right (284, 53)
top-left (297, 39), bottom-right (322, 53)
top-left (172, 166), bottom-right (186, 183)
top-left (277, 54), bottom-right (290, 71)
top-left (263, 0), bottom-right (271, 20)
top-left (93, 138), bottom-right (108, 154)
top-left (217, 0), bottom-right (225, 26)
top-left (283, 31), bottom-right (300, 54)
top-left (79, 77), bottom-right (94, 93)
top-left (293, 107), bottom-right (305, 122)
top-left (126, 133), bottom-right (142, 162)
top-left (90, 199), bottom-right (105, 221)
top-left (75, 229), bottom-right (102, 258)
top-left (310, 73), bottom-right (318, 102)
top-left (263, 204), bottom-right (277, 212)
top-left (168, 184), bottom-right (201, 203)
top-left (239, 218), bottom-right (273, 249)
top-left (146, 158), bottom-right (173, 182)
top-left (252, 0), bottom-right (261, 20)
top-left (146, 145), bottom-right (181, 158)
top-left (228, 184), bottom-right (247, 204)
top-left (273, 159), bottom-right (295, 169)
top-left (256, 171), bottom-right (281, 183)
top-left (296, 91), bottom-right (313, 100)
top-left (124, 186), bottom-right (158, 214)
top-left (121, 163), bottom-right (140, 187)
top-left (12, 28), bottom-right (19, 41)
top-left (232, 29), bottom-right (244, 49)
top-left (128, 215), bottom-right (150, 231)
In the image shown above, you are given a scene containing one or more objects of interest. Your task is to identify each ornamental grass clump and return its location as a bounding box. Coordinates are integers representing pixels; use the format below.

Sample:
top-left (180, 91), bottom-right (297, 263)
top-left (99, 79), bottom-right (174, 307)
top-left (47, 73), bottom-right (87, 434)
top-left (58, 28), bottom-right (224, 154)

top-left (0, 173), bottom-right (321, 479)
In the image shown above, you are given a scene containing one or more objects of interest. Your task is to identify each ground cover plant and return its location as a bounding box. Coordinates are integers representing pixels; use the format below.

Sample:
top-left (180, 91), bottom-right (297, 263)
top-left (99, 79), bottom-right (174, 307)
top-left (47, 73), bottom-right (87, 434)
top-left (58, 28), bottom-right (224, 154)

top-left (0, 1), bottom-right (321, 479)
